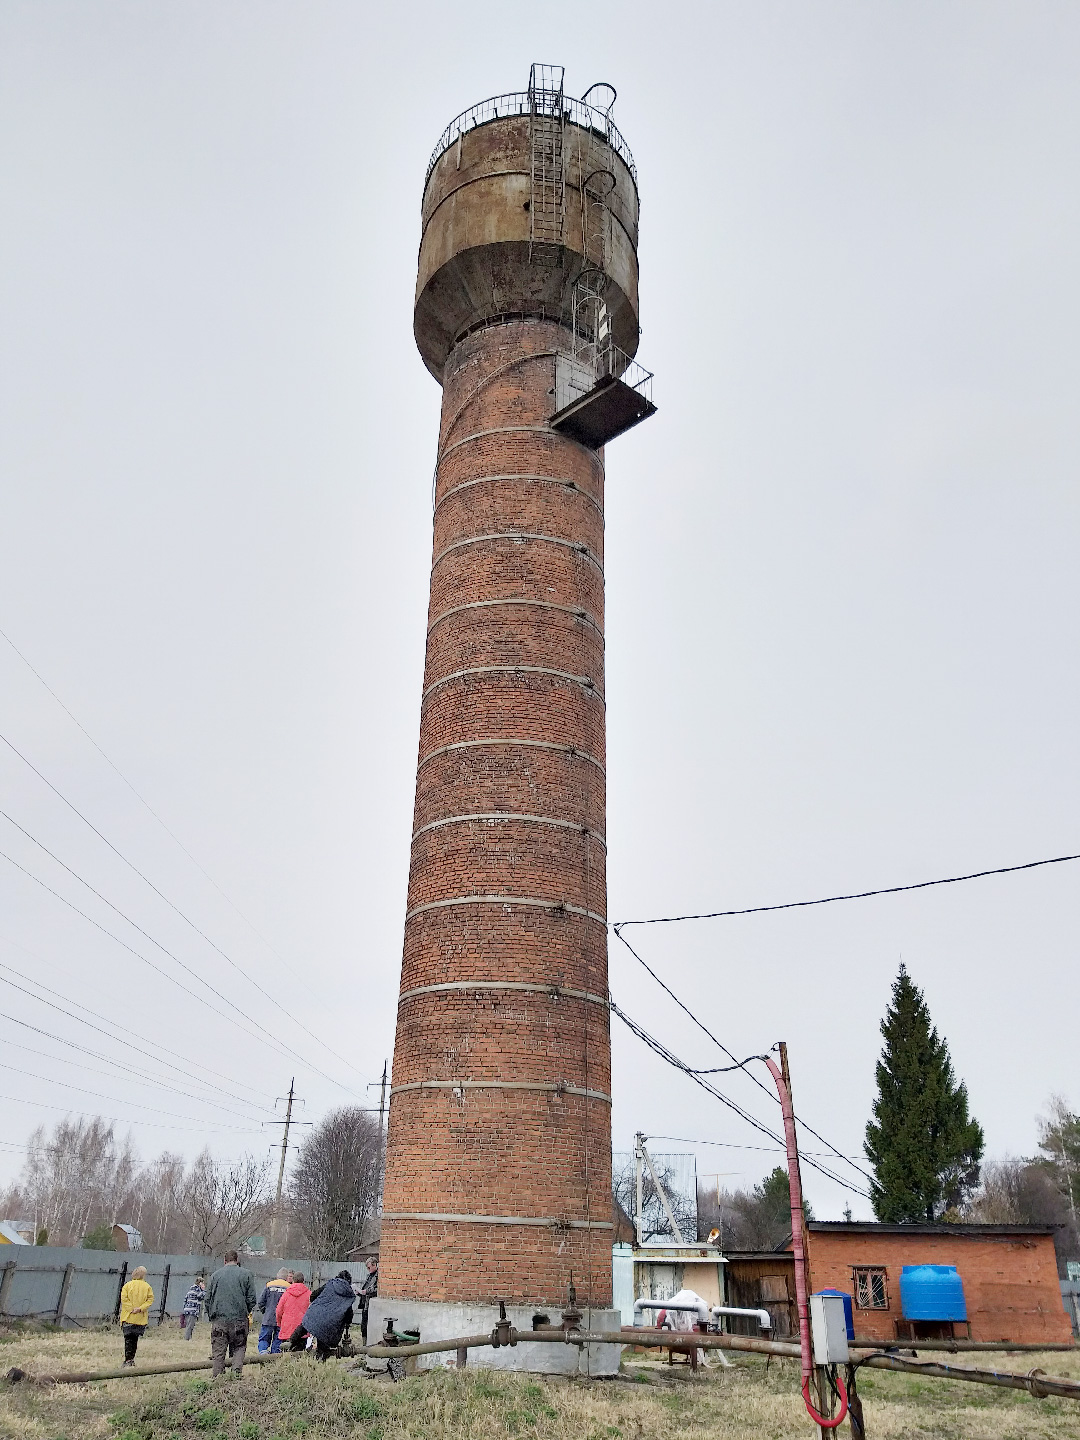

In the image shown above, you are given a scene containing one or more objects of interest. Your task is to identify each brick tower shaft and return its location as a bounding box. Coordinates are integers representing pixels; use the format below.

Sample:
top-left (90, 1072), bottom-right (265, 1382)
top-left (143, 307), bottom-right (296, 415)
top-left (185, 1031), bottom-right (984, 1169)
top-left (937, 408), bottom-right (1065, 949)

top-left (381, 318), bottom-right (611, 1305)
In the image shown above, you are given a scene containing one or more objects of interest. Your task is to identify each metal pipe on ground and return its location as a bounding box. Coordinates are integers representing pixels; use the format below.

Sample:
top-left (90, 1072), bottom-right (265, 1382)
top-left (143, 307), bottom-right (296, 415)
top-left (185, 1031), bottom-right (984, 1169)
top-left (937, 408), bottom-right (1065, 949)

top-left (6, 1325), bottom-right (1080, 1401)
top-left (5, 1351), bottom-right (288, 1385)
top-left (850, 1337), bottom-right (1076, 1354)
top-left (579, 1330), bottom-right (1080, 1402)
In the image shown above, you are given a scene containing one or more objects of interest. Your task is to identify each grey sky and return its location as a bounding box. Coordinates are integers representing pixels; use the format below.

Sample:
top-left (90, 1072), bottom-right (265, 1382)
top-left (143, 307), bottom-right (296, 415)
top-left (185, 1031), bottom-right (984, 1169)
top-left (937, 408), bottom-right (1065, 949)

top-left (0, 2), bottom-right (1076, 1217)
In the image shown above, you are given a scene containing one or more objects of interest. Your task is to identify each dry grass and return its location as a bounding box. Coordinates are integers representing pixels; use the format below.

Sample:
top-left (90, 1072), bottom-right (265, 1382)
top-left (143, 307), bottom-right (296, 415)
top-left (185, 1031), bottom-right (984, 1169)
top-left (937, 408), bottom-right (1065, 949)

top-left (2, 1322), bottom-right (1080, 1440)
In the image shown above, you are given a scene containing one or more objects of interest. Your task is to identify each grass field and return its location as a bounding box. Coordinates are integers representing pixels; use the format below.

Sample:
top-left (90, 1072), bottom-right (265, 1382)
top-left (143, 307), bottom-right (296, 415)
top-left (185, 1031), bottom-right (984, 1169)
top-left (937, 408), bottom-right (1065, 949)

top-left (2, 1322), bottom-right (1080, 1440)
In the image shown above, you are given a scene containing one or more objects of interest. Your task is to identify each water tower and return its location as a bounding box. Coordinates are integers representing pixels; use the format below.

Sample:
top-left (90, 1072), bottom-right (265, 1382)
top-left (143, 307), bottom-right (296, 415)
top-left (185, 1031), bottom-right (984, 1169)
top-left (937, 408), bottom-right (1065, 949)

top-left (371, 65), bottom-right (655, 1373)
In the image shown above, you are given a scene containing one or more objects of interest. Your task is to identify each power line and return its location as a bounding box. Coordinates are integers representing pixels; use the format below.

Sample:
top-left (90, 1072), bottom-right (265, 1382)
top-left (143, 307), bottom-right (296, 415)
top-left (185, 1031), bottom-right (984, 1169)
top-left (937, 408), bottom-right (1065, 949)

top-left (0, 809), bottom-right (345, 1081)
top-left (648, 1135), bottom-right (866, 1160)
top-left (612, 926), bottom-right (875, 1186)
top-left (0, 1090), bottom-right (266, 1135)
top-left (0, 624), bottom-right (328, 1027)
top-left (0, 811), bottom-right (299, 1038)
top-left (0, 1060), bottom-right (264, 1130)
top-left (0, 950), bottom-right (270, 1105)
top-left (613, 852), bottom-right (1080, 929)
top-left (646, 1135), bottom-right (789, 1154)
top-left (0, 727), bottom-right (366, 1084)
top-left (0, 1014), bottom-right (267, 1124)
top-left (0, 842), bottom-right (321, 1071)
top-left (609, 996), bottom-right (864, 1193)
top-left (609, 996), bottom-right (870, 1198)
top-left (0, 837), bottom-right (356, 1094)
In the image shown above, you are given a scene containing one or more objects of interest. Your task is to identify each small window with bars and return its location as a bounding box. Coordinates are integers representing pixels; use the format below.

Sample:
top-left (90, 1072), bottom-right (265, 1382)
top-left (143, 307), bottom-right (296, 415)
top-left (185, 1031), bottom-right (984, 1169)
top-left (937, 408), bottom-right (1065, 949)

top-left (853, 1266), bottom-right (889, 1309)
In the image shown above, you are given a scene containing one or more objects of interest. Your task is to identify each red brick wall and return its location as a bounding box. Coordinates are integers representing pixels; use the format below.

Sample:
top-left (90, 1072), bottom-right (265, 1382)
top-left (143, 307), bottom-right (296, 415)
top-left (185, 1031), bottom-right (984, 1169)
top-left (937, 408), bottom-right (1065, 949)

top-left (807, 1231), bottom-right (1071, 1344)
top-left (380, 320), bottom-right (613, 1307)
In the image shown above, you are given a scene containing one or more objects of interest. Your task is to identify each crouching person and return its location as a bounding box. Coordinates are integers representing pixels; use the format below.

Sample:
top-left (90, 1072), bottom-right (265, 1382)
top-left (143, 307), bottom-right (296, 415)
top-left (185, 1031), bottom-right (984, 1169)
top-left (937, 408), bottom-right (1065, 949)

top-left (302, 1271), bottom-right (355, 1361)
top-left (206, 1249), bottom-right (258, 1377)
top-left (277, 1273), bottom-right (311, 1350)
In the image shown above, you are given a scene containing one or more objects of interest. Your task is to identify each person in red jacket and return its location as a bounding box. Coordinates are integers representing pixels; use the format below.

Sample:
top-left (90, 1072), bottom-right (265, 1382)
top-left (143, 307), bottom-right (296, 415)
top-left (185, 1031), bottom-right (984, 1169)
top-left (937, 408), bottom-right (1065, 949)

top-left (276, 1274), bottom-right (312, 1348)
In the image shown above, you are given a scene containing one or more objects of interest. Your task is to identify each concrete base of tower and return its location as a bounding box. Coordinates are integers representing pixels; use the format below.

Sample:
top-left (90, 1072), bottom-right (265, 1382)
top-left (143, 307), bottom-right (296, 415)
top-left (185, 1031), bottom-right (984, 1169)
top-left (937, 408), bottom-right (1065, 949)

top-left (366, 1299), bottom-right (623, 1376)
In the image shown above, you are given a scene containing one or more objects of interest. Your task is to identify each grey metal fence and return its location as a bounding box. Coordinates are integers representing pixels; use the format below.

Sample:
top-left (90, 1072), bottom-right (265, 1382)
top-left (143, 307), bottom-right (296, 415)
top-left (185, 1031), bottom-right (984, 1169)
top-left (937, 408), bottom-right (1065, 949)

top-left (0, 1246), bottom-right (338, 1327)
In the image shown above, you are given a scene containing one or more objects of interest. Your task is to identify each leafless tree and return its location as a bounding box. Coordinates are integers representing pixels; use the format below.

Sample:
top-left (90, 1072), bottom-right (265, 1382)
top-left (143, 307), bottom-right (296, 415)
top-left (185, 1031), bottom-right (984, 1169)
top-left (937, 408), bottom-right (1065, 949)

top-left (174, 1150), bottom-right (272, 1255)
top-left (612, 1156), bottom-right (697, 1243)
top-left (697, 1168), bottom-right (811, 1250)
top-left (964, 1152), bottom-right (1079, 1273)
top-left (133, 1152), bottom-right (189, 1252)
top-left (289, 1107), bottom-right (382, 1261)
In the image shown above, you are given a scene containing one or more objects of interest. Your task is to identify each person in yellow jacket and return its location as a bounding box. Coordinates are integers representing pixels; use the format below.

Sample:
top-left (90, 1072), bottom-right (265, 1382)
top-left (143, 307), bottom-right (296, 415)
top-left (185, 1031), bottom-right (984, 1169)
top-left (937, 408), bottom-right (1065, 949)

top-left (118, 1266), bottom-right (154, 1366)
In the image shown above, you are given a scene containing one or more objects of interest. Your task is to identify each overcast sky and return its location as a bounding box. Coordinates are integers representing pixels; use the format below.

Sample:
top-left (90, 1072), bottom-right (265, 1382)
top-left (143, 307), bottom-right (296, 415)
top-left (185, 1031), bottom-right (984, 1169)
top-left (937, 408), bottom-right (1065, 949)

top-left (0, 2), bottom-right (1077, 1219)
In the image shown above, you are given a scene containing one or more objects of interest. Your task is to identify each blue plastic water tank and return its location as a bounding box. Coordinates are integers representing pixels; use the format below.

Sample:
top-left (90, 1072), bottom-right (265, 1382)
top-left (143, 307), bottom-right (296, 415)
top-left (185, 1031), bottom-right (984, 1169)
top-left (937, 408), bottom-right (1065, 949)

top-left (819, 1289), bottom-right (855, 1340)
top-left (899, 1265), bottom-right (967, 1321)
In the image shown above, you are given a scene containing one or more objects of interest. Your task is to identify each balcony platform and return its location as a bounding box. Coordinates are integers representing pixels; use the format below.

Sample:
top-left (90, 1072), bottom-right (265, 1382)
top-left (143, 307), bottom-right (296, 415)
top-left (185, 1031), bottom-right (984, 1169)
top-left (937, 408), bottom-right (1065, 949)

top-left (550, 372), bottom-right (657, 450)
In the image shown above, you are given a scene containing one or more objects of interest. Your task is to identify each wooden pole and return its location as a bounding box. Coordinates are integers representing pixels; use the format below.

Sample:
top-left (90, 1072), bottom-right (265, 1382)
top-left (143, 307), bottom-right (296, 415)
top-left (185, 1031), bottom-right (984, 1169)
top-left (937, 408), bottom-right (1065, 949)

top-left (113, 1262), bottom-right (128, 1320)
top-left (55, 1263), bottom-right (75, 1328)
top-left (778, 1042), bottom-right (833, 1434)
top-left (845, 1363), bottom-right (867, 1437)
top-left (0, 1261), bottom-right (16, 1318)
top-left (156, 1264), bottom-right (171, 1325)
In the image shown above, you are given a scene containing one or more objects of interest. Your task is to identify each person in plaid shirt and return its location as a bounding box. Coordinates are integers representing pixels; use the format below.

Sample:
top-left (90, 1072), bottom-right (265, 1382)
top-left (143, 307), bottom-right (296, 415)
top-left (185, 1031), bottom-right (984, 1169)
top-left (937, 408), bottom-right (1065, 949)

top-left (181, 1275), bottom-right (206, 1340)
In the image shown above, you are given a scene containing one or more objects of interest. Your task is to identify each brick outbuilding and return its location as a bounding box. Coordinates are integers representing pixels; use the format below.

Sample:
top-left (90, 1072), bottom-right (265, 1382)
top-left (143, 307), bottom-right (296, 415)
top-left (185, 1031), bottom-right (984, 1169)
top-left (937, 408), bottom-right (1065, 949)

top-left (801, 1221), bottom-right (1073, 1345)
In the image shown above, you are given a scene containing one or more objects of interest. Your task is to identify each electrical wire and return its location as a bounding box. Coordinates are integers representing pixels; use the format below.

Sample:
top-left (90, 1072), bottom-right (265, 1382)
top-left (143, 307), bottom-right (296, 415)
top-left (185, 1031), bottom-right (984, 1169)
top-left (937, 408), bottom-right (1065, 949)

top-left (0, 624), bottom-right (325, 1002)
top-left (0, 951), bottom-right (269, 1105)
top-left (609, 995), bottom-right (871, 1198)
top-left (0, 1090), bottom-right (264, 1135)
top-left (0, 838), bottom-right (356, 1094)
top-left (0, 810), bottom-right (337, 1080)
top-left (0, 1059), bottom-right (264, 1130)
top-left (648, 1135), bottom-right (865, 1159)
top-left (613, 926), bottom-right (875, 1186)
top-left (0, 1014), bottom-right (268, 1123)
top-left (613, 852), bottom-right (1080, 929)
top-left (0, 728), bottom-right (367, 1082)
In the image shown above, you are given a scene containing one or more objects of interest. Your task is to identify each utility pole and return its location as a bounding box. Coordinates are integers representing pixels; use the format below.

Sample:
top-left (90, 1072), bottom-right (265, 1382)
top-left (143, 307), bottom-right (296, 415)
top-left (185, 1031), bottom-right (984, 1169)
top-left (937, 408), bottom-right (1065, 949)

top-left (635, 1132), bottom-right (685, 1244)
top-left (367, 1060), bottom-right (389, 1211)
top-left (777, 1044), bottom-right (828, 1436)
top-left (775, 1042), bottom-right (856, 1438)
top-left (266, 1079), bottom-right (305, 1256)
top-left (633, 1134), bottom-right (644, 1246)
top-left (377, 1059), bottom-right (388, 1149)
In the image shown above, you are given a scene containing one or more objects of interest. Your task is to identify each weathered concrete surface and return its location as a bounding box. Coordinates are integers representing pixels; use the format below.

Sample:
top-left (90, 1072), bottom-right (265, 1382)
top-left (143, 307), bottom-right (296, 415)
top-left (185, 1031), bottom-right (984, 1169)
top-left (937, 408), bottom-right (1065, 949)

top-left (367, 1298), bottom-right (622, 1375)
top-left (414, 115), bottom-right (640, 378)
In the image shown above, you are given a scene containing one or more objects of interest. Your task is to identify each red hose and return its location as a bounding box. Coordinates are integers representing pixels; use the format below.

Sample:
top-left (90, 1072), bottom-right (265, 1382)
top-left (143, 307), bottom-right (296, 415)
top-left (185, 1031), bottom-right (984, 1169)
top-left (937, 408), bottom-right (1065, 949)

top-left (802, 1372), bottom-right (849, 1428)
top-left (762, 1055), bottom-right (849, 1429)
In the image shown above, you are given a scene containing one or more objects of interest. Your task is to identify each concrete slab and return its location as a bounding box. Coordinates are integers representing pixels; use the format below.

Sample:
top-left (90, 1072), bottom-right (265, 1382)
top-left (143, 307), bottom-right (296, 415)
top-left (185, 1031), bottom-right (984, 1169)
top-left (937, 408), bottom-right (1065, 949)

top-left (367, 1298), bottom-right (623, 1376)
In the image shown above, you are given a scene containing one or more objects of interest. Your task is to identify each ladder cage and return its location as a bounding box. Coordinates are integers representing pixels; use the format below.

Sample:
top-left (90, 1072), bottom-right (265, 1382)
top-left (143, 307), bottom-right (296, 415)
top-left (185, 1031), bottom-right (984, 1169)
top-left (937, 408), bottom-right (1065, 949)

top-left (528, 64), bottom-right (566, 253)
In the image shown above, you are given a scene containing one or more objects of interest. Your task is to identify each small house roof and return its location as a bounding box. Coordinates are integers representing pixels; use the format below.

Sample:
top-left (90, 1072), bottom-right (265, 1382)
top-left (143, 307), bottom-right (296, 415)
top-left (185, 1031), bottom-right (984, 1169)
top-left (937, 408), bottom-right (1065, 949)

top-left (804, 1221), bottom-right (1057, 1238)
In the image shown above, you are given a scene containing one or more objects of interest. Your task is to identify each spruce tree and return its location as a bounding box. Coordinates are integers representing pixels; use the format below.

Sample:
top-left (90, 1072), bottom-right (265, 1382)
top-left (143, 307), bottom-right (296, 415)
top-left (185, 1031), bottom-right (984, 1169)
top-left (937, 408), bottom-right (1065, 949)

top-left (865, 965), bottom-right (984, 1222)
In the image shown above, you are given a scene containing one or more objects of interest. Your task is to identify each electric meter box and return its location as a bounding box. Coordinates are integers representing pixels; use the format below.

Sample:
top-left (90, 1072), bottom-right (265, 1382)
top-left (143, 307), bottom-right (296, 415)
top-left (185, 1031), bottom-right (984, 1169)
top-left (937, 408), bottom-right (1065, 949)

top-left (809, 1292), bottom-right (850, 1364)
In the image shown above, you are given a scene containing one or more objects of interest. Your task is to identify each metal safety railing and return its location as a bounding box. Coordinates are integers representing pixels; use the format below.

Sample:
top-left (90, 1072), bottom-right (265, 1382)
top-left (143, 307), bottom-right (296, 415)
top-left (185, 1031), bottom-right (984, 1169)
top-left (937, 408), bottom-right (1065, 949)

top-left (564, 341), bottom-right (653, 404)
top-left (425, 91), bottom-right (637, 191)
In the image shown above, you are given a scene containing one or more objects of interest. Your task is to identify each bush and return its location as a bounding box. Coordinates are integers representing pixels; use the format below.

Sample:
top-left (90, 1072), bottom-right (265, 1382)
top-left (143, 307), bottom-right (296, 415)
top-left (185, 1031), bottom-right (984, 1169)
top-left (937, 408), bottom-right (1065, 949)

top-left (84, 1222), bottom-right (115, 1251)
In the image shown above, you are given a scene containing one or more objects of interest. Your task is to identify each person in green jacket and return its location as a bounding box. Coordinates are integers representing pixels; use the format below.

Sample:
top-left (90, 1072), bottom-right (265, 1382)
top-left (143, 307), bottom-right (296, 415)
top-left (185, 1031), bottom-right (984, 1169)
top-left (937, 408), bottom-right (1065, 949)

top-left (206, 1250), bottom-right (258, 1377)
